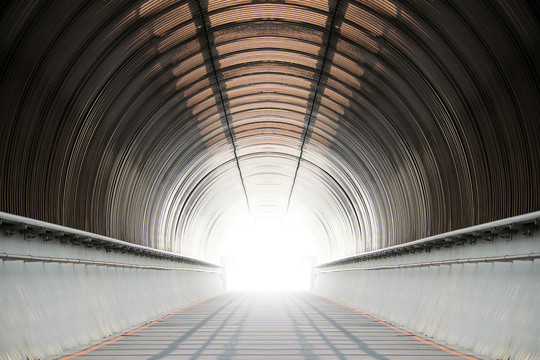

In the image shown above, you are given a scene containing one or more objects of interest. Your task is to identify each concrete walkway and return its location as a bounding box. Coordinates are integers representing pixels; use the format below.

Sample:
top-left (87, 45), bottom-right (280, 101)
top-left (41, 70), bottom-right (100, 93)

top-left (61, 292), bottom-right (477, 360)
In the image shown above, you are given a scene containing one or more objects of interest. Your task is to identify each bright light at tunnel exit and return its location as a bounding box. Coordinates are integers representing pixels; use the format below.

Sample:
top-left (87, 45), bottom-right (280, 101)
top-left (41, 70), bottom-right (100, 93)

top-left (220, 216), bottom-right (316, 291)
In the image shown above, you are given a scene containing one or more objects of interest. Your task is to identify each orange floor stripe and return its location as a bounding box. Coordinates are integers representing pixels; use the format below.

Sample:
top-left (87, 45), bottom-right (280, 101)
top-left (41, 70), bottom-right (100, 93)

top-left (324, 297), bottom-right (477, 360)
top-left (60, 297), bottom-right (213, 359)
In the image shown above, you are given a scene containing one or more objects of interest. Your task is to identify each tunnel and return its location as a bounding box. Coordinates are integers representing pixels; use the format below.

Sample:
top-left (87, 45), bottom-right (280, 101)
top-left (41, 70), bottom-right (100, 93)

top-left (1, 0), bottom-right (539, 359)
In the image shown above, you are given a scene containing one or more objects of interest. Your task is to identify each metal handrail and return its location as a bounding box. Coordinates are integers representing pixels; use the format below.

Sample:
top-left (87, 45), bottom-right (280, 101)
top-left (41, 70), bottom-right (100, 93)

top-left (0, 252), bottom-right (222, 273)
top-left (314, 253), bottom-right (540, 273)
top-left (316, 211), bottom-right (540, 269)
top-left (0, 211), bottom-right (221, 269)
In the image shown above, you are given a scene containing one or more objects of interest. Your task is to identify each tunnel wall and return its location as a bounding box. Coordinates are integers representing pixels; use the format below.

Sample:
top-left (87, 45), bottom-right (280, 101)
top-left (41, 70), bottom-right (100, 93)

top-left (0, 215), bottom-right (224, 360)
top-left (1, 0), bottom-right (539, 264)
top-left (312, 213), bottom-right (540, 360)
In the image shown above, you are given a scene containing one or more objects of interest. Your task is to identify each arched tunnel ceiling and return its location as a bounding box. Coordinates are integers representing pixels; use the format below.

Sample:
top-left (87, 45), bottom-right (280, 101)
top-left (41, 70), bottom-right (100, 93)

top-left (1, 0), bottom-right (539, 263)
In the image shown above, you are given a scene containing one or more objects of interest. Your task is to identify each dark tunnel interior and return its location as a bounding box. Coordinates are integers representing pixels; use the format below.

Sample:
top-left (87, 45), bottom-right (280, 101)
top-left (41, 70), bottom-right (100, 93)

top-left (1, 0), bottom-right (539, 266)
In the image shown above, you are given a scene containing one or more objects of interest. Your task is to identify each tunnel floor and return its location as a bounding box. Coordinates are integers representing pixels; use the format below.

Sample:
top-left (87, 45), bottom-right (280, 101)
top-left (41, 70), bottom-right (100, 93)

top-left (62, 292), bottom-right (476, 360)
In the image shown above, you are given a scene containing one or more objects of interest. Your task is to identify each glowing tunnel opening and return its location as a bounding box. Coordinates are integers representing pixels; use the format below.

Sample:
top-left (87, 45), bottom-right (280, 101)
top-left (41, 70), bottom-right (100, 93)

top-left (220, 216), bottom-right (317, 291)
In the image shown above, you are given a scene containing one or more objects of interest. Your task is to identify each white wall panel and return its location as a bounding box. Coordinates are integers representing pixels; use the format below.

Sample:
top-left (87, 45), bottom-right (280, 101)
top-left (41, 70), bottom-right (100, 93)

top-left (313, 230), bottom-right (540, 360)
top-left (0, 233), bottom-right (224, 360)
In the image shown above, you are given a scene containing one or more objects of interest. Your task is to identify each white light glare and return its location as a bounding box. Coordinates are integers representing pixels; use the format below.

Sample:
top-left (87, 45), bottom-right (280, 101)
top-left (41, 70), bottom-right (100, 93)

top-left (221, 216), bottom-right (316, 291)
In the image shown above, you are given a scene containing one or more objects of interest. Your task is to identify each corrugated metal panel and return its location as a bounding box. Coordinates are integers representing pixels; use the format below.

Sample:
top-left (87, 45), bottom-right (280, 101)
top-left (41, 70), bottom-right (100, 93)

top-left (0, 0), bottom-right (538, 263)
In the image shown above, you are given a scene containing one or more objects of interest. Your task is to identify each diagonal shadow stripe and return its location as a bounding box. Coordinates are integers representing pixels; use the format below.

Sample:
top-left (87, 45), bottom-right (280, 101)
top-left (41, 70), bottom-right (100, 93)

top-left (147, 295), bottom-right (244, 360)
top-left (295, 294), bottom-right (392, 360)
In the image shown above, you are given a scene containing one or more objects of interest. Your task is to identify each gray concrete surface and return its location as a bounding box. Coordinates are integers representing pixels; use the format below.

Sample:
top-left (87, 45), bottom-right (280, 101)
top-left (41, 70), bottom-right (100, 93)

top-left (60, 292), bottom-right (478, 360)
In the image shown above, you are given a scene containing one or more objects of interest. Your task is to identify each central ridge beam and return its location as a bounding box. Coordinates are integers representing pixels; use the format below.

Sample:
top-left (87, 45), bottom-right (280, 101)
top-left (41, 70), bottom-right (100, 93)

top-left (193, 0), bottom-right (252, 214)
